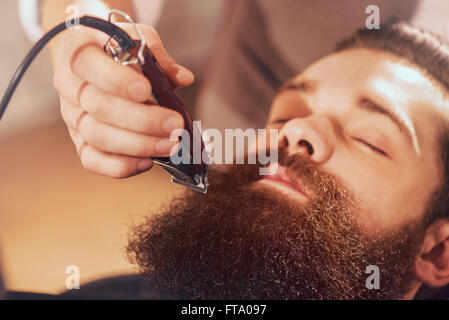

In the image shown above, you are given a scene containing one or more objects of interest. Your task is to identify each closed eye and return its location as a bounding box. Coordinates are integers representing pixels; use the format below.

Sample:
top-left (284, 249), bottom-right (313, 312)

top-left (270, 119), bottom-right (289, 125)
top-left (270, 119), bottom-right (389, 157)
top-left (353, 137), bottom-right (388, 157)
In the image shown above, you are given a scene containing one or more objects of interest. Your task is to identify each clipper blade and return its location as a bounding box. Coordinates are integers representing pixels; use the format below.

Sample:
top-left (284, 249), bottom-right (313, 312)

top-left (171, 176), bottom-right (208, 194)
top-left (152, 157), bottom-right (209, 194)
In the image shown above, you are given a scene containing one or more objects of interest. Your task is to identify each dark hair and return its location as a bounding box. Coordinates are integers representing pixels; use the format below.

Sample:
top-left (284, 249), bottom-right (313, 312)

top-left (336, 21), bottom-right (449, 227)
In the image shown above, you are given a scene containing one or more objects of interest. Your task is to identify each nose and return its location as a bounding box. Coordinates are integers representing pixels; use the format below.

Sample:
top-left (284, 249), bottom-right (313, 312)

top-left (278, 116), bottom-right (335, 164)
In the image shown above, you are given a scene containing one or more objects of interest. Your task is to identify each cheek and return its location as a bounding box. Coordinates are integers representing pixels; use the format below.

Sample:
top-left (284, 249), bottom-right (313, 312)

top-left (353, 175), bottom-right (408, 234)
top-left (324, 154), bottom-right (432, 235)
top-left (343, 164), bottom-right (438, 235)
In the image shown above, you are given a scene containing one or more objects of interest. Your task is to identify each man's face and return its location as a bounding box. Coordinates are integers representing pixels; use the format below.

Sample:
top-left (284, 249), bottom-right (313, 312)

top-left (267, 48), bottom-right (446, 233)
top-left (127, 48), bottom-right (447, 299)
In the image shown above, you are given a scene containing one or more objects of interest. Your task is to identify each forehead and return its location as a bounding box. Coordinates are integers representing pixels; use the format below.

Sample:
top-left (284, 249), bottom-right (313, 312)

top-left (300, 48), bottom-right (448, 114)
top-left (293, 48), bottom-right (449, 151)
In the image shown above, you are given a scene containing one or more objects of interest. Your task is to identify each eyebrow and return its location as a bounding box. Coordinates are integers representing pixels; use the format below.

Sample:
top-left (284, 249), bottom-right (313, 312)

top-left (280, 79), bottom-right (317, 93)
top-left (279, 78), bottom-right (421, 155)
top-left (357, 96), bottom-right (420, 155)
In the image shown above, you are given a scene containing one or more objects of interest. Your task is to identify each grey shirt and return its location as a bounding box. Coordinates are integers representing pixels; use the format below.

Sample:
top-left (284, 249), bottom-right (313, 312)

top-left (194, 0), bottom-right (443, 130)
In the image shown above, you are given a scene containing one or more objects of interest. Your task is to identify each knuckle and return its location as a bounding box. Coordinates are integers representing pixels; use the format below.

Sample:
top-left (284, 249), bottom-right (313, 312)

top-left (59, 101), bottom-right (69, 122)
top-left (52, 70), bottom-right (62, 91)
top-left (111, 162), bottom-right (133, 179)
top-left (78, 118), bottom-right (100, 146)
top-left (53, 68), bottom-right (71, 94)
top-left (129, 139), bottom-right (151, 157)
top-left (69, 132), bottom-right (79, 147)
top-left (146, 140), bottom-right (158, 156)
top-left (59, 100), bottom-right (76, 129)
top-left (79, 152), bottom-right (97, 174)
top-left (65, 33), bottom-right (81, 54)
top-left (85, 129), bottom-right (103, 148)
top-left (127, 134), bottom-right (154, 156)
top-left (70, 42), bottom-right (96, 76)
top-left (67, 41), bottom-right (86, 71)
top-left (137, 110), bottom-right (157, 133)
top-left (90, 88), bottom-right (109, 117)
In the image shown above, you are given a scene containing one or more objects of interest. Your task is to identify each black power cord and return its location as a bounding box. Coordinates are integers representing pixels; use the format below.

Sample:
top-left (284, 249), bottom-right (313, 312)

top-left (0, 16), bottom-right (136, 121)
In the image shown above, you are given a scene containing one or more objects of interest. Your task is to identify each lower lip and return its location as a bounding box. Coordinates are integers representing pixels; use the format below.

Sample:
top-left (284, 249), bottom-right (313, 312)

top-left (257, 177), bottom-right (309, 199)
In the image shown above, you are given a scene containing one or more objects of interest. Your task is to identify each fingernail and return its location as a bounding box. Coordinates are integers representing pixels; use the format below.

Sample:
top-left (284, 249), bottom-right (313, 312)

top-left (137, 158), bottom-right (152, 171)
top-left (163, 115), bottom-right (183, 134)
top-left (175, 64), bottom-right (194, 83)
top-left (156, 138), bottom-right (178, 154)
top-left (128, 81), bottom-right (149, 101)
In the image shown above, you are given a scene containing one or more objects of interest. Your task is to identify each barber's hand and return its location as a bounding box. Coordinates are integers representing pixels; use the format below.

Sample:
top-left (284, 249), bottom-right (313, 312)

top-left (52, 23), bottom-right (193, 178)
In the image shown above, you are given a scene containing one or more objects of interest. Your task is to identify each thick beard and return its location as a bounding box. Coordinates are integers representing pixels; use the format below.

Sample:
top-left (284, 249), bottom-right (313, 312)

top-left (127, 151), bottom-right (425, 299)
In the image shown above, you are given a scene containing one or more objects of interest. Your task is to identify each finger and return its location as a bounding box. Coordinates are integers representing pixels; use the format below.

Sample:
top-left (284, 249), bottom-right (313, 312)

top-left (55, 60), bottom-right (158, 111)
top-left (71, 129), bottom-right (154, 178)
top-left (61, 96), bottom-right (179, 157)
top-left (67, 126), bottom-right (87, 155)
top-left (78, 83), bottom-right (184, 136)
top-left (60, 95), bottom-right (88, 132)
top-left (53, 59), bottom-right (87, 105)
top-left (116, 23), bottom-right (194, 88)
top-left (70, 43), bottom-right (152, 102)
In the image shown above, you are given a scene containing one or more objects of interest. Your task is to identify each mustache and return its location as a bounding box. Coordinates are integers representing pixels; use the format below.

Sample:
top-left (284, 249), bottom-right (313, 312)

top-left (255, 148), bottom-right (348, 202)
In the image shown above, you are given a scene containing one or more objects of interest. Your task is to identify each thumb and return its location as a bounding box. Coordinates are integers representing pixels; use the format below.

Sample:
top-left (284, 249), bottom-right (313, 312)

top-left (133, 24), bottom-right (194, 88)
top-left (149, 40), bottom-right (195, 89)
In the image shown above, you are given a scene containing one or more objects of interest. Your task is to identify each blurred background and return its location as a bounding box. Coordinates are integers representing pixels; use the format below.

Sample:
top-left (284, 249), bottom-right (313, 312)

top-left (3, 0), bottom-right (449, 295)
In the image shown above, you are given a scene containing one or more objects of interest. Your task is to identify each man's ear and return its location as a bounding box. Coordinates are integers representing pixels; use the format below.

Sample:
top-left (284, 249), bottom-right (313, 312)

top-left (414, 219), bottom-right (449, 287)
